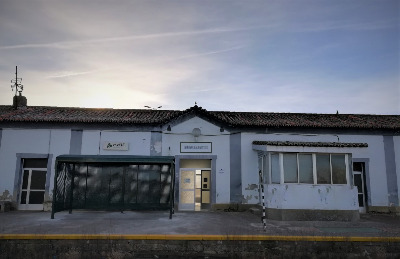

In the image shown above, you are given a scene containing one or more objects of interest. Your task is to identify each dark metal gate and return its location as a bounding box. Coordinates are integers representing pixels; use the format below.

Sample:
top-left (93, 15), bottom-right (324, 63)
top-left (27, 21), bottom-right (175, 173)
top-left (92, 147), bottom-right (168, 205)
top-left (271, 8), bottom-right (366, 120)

top-left (51, 155), bottom-right (175, 219)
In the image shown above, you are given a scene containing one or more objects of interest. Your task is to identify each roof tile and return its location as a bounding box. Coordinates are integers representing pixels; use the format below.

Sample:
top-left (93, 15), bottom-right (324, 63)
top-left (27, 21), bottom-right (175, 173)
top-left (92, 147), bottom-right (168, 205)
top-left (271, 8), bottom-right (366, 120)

top-left (0, 105), bottom-right (399, 130)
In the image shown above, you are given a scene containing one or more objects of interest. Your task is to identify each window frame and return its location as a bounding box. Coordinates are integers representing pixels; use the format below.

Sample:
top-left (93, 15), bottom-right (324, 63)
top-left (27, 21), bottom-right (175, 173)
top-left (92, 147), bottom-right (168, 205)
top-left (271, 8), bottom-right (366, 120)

top-left (263, 152), bottom-right (349, 185)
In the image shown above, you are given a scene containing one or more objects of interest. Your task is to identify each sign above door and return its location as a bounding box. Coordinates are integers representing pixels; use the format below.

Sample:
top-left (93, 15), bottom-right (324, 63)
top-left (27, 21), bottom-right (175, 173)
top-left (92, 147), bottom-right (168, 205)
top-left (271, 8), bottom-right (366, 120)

top-left (102, 141), bottom-right (129, 151)
top-left (180, 142), bottom-right (212, 153)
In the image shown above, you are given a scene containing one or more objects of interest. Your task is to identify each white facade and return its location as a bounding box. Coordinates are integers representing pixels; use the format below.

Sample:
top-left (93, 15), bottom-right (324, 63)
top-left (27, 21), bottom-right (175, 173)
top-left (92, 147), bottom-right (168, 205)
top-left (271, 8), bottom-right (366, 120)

top-left (0, 105), bottom-right (399, 220)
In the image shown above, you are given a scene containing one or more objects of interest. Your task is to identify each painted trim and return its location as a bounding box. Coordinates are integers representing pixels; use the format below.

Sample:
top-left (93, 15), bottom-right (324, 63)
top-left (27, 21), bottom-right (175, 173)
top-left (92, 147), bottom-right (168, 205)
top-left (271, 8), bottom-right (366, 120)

top-left (0, 234), bottom-right (399, 242)
top-left (353, 158), bottom-right (370, 206)
top-left (0, 129), bottom-right (2, 150)
top-left (383, 136), bottom-right (399, 206)
top-left (253, 141), bottom-right (368, 148)
top-left (254, 145), bottom-right (369, 154)
top-left (69, 129), bottom-right (82, 155)
top-left (230, 133), bottom-right (241, 203)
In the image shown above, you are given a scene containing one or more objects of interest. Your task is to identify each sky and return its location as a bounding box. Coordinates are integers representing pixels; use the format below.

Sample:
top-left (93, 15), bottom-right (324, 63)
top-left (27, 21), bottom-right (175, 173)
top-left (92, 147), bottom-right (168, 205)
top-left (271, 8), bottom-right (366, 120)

top-left (0, 0), bottom-right (399, 114)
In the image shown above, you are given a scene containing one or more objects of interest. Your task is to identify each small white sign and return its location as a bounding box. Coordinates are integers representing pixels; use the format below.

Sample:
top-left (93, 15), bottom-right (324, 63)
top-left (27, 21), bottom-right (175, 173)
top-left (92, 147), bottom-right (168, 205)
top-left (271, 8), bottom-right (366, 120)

top-left (180, 142), bottom-right (212, 153)
top-left (103, 141), bottom-right (129, 151)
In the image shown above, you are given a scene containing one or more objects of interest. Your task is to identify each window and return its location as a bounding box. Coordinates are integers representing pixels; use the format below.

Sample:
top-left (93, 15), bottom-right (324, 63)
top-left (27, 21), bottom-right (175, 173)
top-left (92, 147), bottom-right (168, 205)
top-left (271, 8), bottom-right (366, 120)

top-left (266, 152), bottom-right (348, 185)
top-left (316, 154), bottom-right (330, 184)
top-left (262, 155), bottom-right (270, 184)
top-left (298, 154), bottom-right (313, 183)
top-left (283, 154), bottom-right (297, 183)
top-left (331, 155), bottom-right (346, 184)
top-left (270, 153), bottom-right (280, 184)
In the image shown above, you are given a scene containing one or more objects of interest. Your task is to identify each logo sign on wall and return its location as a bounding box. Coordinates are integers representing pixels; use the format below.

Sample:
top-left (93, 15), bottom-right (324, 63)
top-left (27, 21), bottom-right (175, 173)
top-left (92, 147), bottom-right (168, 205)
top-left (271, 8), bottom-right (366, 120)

top-left (102, 141), bottom-right (129, 151)
top-left (180, 142), bottom-right (212, 153)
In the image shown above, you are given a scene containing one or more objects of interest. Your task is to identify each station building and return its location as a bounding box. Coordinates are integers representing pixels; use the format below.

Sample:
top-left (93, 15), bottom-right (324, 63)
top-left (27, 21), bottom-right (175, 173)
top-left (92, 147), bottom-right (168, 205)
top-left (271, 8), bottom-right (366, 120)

top-left (0, 95), bottom-right (399, 220)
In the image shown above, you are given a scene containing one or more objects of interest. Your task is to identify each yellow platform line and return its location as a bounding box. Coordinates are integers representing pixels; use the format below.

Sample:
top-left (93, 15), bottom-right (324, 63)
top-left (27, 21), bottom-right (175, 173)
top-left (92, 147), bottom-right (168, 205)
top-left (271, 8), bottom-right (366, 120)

top-left (0, 234), bottom-right (400, 242)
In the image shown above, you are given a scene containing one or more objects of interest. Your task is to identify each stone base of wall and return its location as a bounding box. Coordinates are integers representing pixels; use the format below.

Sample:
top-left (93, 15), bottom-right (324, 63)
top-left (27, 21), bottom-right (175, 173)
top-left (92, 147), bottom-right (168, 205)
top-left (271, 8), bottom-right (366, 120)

top-left (1, 239), bottom-right (399, 258)
top-left (0, 201), bottom-right (12, 212)
top-left (43, 201), bottom-right (52, 212)
top-left (266, 208), bottom-right (360, 221)
top-left (369, 206), bottom-right (400, 215)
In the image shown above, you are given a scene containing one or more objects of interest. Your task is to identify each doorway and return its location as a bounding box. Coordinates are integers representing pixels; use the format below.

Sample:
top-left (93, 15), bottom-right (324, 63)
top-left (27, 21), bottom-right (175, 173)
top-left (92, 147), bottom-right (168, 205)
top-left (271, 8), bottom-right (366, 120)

top-left (178, 159), bottom-right (212, 211)
top-left (195, 170), bottom-right (210, 211)
top-left (19, 158), bottom-right (48, 210)
top-left (179, 169), bottom-right (211, 211)
top-left (353, 162), bottom-right (367, 213)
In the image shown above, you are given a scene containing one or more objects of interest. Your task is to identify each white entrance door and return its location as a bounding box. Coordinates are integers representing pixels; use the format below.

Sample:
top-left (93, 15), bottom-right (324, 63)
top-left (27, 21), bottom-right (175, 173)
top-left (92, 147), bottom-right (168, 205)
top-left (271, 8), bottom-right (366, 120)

top-left (179, 169), bottom-right (211, 211)
top-left (19, 159), bottom-right (48, 210)
top-left (353, 163), bottom-right (366, 213)
top-left (179, 170), bottom-right (195, 211)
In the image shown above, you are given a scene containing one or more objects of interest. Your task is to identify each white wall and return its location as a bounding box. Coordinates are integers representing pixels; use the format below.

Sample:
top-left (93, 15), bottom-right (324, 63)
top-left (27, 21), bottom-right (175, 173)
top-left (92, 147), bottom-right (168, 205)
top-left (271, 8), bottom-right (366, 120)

top-left (240, 133), bottom-right (260, 204)
top-left (81, 130), bottom-right (151, 155)
top-left (341, 135), bottom-right (387, 206)
top-left (266, 184), bottom-right (358, 210)
top-left (0, 129), bottom-right (70, 200)
top-left (0, 128), bottom-right (152, 201)
top-left (162, 117), bottom-right (231, 204)
top-left (47, 130), bottom-right (73, 192)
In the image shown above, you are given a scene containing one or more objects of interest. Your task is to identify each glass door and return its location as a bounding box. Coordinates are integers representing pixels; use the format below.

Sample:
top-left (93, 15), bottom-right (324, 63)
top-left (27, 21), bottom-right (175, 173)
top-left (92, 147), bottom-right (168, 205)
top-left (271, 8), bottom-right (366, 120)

top-left (201, 170), bottom-right (210, 210)
top-left (179, 169), bottom-right (211, 211)
top-left (19, 158), bottom-right (48, 210)
top-left (19, 169), bottom-right (47, 210)
top-left (353, 162), bottom-right (367, 213)
top-left (179, 170), bottom-right (195, 211)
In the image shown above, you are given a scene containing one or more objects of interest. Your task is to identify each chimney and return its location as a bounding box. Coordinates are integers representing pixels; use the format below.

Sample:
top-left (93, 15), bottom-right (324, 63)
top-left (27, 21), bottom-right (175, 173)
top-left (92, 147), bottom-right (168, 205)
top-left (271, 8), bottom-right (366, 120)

top-left (13, 93), bottom-right (27, 109)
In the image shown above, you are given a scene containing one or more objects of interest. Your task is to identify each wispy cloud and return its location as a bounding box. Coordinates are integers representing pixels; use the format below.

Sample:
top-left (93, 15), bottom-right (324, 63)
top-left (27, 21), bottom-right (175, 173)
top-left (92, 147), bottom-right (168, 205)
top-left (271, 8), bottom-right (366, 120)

top-left (46, 69), bottom-right (106, 79)
top-left (0, 26), bottom-right (264, 50)
top-left (293, 19), bottom-right (397, 33)
top-left (165, 45), bottom-right (245, 62)
top-left (0, 1), bottom-right (397, 114)
top-left (45, 45), bottom-right (245, 79)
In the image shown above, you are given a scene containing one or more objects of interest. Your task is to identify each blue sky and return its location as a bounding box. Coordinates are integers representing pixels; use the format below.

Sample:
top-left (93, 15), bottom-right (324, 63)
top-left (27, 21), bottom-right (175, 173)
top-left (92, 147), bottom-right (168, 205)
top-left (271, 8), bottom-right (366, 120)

top-left (0, 0), bottom-right (399, 114)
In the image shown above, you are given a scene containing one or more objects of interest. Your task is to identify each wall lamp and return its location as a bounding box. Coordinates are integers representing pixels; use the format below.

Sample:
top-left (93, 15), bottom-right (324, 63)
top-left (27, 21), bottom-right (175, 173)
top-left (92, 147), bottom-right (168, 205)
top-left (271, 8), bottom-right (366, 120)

top-left (192, 128), bottom-right (201, 142)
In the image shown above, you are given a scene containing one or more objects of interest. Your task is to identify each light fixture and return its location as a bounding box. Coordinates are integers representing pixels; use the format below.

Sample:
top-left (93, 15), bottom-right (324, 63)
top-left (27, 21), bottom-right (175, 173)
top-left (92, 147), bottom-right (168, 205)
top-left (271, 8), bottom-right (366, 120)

top-left (192, 128), bottom-right (201, 142)
top-left (167, 125), bottom-right (171, 131)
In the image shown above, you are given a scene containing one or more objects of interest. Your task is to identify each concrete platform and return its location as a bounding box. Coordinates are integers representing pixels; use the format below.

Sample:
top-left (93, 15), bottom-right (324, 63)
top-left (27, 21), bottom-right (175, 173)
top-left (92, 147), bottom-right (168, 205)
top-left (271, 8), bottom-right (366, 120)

top-left (0, 210), bottom-right (399, 238)
top-left (1, 211), bottom-right (400, 258)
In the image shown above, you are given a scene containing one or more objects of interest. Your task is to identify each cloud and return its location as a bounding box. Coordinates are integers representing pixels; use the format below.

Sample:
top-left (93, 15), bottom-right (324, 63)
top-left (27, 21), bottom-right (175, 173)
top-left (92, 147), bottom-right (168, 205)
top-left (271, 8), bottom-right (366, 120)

top-left (0, 26), bottom-right (261, 50)
top-left (46, 69), bottom-right (106, 79)
top-left (0, 0), bottom-right (398, 115)
top-left (165, 46), bottom-right (245, 62)
top-left (292, 19), bottom-right (397, 33)
top-left (42, 44), bottom-right (245, 81)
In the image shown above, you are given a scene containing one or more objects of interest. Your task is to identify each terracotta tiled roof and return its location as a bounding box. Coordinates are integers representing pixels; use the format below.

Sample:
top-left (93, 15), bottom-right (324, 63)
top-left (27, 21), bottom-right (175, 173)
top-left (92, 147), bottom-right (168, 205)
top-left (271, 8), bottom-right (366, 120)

top-left (0, 106), bottom-right (181, 125)
top-left (0, 104), bottom-right (399, 130)
top-left (252, 141), bottom-right (368, 148)
top-left (209, 111), bottom-right (400, 129)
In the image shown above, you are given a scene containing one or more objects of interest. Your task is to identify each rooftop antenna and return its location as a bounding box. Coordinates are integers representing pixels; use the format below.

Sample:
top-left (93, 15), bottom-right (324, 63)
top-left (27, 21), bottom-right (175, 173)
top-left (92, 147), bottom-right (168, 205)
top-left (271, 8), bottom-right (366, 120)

top-left (11, 66), bottom-right (23, 96)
